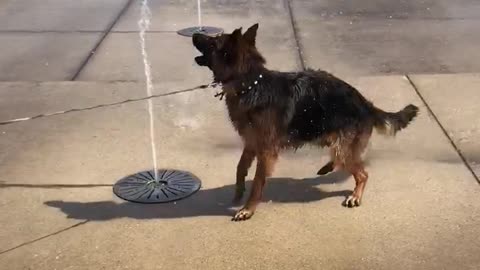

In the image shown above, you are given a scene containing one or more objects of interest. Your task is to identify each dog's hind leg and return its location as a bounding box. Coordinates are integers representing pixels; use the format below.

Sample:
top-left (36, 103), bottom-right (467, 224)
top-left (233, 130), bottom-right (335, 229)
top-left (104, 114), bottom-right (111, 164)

top-left (343, 129), bottom-right (372, 207)
top-left (344, 162), bottom-right (369, 207)
top-left (233, 149), bottom-right (278, 221)
top-left (234, 147), bottom-right (256, 203)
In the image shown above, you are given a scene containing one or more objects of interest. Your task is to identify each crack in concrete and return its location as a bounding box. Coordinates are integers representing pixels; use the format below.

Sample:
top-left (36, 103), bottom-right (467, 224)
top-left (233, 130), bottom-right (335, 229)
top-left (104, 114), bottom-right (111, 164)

top-left (0, 183), bottom-right (112, 189)
top-left (405, 74), bottom-right (480, 185)
top-left (70, 0), bottom-right (135, 81)
top-left (0, 84), bottom-right (211, 126)
top-left (0, 220), bottom-right (89, 256)
top-left (285, 0), bottom-right (306, 71)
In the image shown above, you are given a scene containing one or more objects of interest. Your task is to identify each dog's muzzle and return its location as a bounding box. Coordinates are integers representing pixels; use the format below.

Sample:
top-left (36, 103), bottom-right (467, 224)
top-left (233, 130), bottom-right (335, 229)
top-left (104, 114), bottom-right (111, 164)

top-left (192, 33), bottom-right (211, 67)
top-left (194, 55), bottom-right (208, 66)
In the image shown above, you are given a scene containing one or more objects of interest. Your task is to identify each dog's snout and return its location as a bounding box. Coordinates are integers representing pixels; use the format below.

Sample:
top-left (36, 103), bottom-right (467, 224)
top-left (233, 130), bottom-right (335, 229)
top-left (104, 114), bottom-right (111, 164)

top-left (192, 33), bottom-right (204, 47)
top-left (192, 33), bottom-right (200, 44)
top-left (192, 33), bottom-right (210, 52)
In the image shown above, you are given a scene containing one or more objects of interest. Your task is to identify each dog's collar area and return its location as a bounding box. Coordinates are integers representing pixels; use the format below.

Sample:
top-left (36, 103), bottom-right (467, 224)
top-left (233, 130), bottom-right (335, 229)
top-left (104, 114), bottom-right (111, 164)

top-left (237, 73), bottom-right (263, 96)
top-left (213, 73), bottom-right (264, 101)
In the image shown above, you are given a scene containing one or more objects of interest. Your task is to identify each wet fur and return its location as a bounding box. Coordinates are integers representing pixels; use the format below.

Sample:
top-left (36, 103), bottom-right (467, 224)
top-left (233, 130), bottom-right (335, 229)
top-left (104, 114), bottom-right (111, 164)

top-left (192, 24), bottom-right (419, 221)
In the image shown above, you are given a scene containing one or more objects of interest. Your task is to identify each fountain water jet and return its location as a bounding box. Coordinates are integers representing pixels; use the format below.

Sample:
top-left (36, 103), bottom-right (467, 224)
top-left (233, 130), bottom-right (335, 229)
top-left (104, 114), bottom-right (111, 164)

top-left (177, 0), bottom-right (224, 37)
top-left (113, 0), bottom-right (201, 203)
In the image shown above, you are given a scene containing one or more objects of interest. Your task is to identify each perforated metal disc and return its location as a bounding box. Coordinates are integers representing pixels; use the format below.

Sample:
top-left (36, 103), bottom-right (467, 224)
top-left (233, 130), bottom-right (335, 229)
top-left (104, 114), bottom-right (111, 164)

top-left (113, 169), bottom-right (201, 203)
top-left (177, 26), bottom-right (224, 37)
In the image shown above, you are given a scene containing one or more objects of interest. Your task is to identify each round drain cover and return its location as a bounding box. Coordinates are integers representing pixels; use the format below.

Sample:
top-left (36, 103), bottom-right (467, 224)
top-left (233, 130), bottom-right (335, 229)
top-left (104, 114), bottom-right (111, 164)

top-left (113, 169), bottom-right (201, 203)
top-left (177, 26), bottom-right (224, 37)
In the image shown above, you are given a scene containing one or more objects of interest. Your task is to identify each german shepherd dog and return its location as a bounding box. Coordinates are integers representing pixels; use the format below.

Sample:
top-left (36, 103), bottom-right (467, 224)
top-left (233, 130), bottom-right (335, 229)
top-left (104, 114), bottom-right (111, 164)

top-left (192, 24), bottom-right (418, 221)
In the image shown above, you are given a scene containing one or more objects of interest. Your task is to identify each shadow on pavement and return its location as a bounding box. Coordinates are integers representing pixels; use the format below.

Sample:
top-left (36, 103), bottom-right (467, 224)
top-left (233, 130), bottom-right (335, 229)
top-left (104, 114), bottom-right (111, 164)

top-left (44, 172), bottom-right (351, 221)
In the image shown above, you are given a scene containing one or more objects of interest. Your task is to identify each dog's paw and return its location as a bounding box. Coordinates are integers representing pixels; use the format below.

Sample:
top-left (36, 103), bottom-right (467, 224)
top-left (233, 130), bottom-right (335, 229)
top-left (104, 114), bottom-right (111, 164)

top-left (232, 208), bottom-right (254, 221)
top-left (344, 195), bottom-right (361, 208)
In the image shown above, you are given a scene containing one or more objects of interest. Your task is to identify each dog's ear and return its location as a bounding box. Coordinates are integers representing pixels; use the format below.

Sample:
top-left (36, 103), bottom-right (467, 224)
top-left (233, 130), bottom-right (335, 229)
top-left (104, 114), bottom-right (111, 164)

top-left (231, 27), bottom-right (243, 42)
top-left (243, 23), bottom-right (259, 46)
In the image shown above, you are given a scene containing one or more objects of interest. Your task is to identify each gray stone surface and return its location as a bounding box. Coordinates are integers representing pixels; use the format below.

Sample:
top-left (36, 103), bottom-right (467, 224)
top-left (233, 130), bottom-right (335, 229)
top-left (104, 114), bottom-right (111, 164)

top-left (291, 0), bottom-right (480, 19)
top-left (1, 78), bottom-right (479, 269)
top-left (0, 33), bottom-right (101, 81)
top-left (0, 187), bottom-right (107, 253)
top-left (0, 82), bottom-right (144, 122)
top-left (2, 0), bottom-right (479, 80)
top-left (410, 73), bottom-right (480, 178)
top-left (77, 33), bottom-right (213, 83)
top-left (0, 0), bottom-right (128, 31)
top-left (1, 1), bottom-right (480, 269)
top-left (115, 0), bottom-right (293, 33)
top-left (81, 0), bottom-right (300, 82)
top-left (292, 0), bottom-right (480, 76)
top-left (0, 100), bottom-right (153, 187)
top-left (78, 31), bottom-right (299, 82)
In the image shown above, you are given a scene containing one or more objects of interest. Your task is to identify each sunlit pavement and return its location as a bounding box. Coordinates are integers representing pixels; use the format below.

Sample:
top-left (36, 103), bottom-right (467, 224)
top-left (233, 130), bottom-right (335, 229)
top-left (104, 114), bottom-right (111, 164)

top-left (0, 1), bottom-right (479, 269)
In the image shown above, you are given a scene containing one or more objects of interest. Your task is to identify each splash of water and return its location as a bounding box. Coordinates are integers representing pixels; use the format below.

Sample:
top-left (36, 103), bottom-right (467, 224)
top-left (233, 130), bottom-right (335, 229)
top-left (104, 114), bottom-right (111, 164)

top-left (138, 0), bottom-right (159, 181)
top-left (197, 0), bottom-right (202, 28)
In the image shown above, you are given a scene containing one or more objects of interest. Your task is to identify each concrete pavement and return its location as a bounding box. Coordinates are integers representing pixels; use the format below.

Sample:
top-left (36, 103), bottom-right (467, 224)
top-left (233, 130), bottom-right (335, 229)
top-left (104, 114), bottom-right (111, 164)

top-left (291, 0), bottom-right (480, 76)
top-left (0, 76), bottom-right (479, 269)
top-left (410, 74), bottom-right (480, 178)
top-left (0, 0), bottom-right (479, 269)
top-left (2, 0), bottom-right (480, 81)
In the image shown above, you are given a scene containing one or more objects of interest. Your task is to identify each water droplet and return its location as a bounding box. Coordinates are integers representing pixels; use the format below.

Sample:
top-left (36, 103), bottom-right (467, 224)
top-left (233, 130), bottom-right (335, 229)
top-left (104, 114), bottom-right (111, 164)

top-left (349, 21), bottom-right (353, 25)
top-left (254, 81), bottom-right (258, 84)
top-left (259, 74), bottom-right (263, 78)
top-left (248, 86), bottom-right (252, 89)
top-left (388, 15), bottom-right (393, 19)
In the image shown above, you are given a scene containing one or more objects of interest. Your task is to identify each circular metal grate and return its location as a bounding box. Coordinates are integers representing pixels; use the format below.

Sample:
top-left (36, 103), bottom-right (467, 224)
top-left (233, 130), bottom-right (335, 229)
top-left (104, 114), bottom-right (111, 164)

top-left (113, 169), bottom-right (201, 203)
top-left (177, 26), bottom-right (224, 37)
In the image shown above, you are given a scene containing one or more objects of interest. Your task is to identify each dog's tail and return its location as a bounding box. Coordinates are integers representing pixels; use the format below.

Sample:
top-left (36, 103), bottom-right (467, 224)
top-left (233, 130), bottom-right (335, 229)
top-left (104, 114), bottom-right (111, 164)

top-left (373, 104), bottom-right (419, 136)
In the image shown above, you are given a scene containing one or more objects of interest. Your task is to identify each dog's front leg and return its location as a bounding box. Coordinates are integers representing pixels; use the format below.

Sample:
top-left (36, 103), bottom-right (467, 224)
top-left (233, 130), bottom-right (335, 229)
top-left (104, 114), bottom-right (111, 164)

top-left (233, 147), bottom-right (256, 203)
top-left (232, 149), bottom-right (278, 221)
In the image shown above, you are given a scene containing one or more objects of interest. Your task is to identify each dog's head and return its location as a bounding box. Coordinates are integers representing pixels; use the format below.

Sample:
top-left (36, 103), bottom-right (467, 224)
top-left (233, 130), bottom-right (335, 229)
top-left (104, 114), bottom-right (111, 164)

top-left (192, 23), bottom-right (265, 83)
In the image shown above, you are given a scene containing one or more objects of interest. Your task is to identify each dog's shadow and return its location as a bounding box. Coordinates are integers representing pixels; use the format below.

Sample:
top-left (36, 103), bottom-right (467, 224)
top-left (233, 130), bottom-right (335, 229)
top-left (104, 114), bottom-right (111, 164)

top-left (44, 172), bottom-right (351, 221)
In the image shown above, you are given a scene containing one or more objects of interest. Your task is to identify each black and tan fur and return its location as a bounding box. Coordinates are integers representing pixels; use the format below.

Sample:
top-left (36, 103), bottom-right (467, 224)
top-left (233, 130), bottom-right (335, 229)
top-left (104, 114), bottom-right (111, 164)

top-left (192, 24), bottom-right (419, 221)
